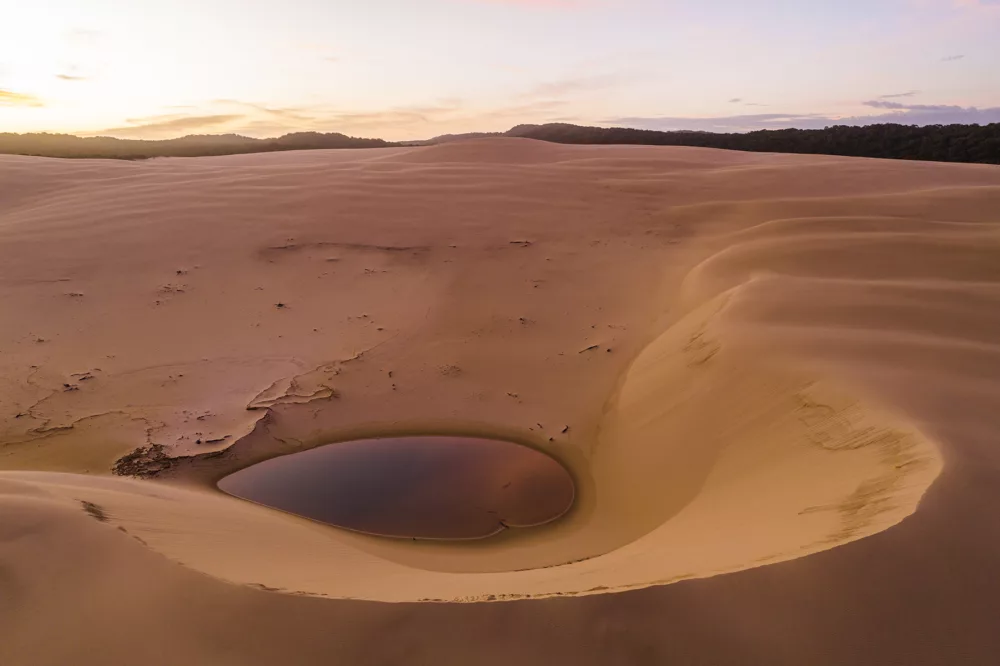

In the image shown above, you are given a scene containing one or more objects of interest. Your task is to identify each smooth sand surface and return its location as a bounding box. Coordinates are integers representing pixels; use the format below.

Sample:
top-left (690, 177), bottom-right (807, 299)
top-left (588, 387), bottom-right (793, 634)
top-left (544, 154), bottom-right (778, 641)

top-left (2, 139), bottom-right (999, 664)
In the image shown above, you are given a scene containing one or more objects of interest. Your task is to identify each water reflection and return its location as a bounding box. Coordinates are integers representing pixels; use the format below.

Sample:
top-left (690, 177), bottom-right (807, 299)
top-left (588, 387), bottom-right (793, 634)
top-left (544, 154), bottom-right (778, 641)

top-left (218, 436), bottom-right (575, 540)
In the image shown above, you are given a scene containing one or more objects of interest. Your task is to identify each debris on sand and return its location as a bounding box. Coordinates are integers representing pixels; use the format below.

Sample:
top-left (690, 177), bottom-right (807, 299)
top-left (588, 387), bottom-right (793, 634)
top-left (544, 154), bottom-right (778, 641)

top-left (439, 364), bottom-right (462, 377)
top-left (80, 500), bottom-right (109, 522)
top-left (112, 443), bottom-right (174, 477)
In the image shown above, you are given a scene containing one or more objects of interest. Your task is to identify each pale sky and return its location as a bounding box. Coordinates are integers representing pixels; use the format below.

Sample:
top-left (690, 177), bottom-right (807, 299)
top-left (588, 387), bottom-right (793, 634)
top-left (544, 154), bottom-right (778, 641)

top-left (1, 0), bottom-right (998, 140)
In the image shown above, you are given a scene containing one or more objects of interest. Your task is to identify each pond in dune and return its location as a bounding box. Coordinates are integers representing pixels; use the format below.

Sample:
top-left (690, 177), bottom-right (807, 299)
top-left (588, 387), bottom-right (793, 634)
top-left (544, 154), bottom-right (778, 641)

top-left (217, 436), bottom-right (575, 540)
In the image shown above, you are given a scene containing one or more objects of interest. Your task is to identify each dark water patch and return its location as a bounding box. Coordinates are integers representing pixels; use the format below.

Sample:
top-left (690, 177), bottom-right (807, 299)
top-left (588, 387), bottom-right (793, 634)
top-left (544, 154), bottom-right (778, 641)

top-left (217, 436), bottom-right (575, 540)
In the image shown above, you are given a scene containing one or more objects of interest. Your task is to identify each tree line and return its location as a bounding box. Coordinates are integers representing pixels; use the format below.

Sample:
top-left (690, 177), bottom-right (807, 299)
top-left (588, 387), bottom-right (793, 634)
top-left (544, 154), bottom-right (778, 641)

top-left (0, 131), bottom-right (390, 160)
top-left (2, 123), bottom-right (998, 164)
top-left (505, 122), bottom-right (1000, 165)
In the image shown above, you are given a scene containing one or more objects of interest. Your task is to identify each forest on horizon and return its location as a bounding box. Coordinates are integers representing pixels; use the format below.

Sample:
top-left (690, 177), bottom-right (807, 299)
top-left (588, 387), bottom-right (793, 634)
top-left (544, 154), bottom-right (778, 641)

top-left (1, 122), bottom-right (997, 164)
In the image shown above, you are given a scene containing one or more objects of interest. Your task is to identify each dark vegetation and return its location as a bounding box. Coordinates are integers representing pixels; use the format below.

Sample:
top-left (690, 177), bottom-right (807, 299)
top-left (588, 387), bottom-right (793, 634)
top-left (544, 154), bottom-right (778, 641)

top-left (505, 122), bottom-right (1000, 165)
top-left (0, 131), bottom-right (389, 159)
top-left (1, 122), bottom-right (997, 164)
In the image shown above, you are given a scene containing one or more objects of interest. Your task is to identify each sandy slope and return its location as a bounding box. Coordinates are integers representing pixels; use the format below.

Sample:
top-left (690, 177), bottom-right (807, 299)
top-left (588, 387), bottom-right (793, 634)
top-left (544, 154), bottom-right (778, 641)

top-left (2, 139), bottom-right (999, 664)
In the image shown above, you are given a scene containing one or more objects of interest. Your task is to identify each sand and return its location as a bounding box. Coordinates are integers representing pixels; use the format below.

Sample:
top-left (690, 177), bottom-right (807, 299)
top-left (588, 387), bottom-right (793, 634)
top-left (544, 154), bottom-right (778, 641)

top-left (2, 139), bottom-right (999, 664)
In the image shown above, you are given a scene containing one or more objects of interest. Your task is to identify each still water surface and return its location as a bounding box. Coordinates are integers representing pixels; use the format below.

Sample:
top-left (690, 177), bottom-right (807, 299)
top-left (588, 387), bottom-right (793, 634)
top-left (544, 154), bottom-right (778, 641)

top-left (217, 436), bottom-right (575, 540)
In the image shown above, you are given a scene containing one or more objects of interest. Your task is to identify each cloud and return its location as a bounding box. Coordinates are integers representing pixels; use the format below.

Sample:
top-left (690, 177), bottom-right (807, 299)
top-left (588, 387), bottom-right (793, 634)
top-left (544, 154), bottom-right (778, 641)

top-left (880, 91), bottom-right (918, 98)
top-left (89, 114), bottom-right (244, 138)
top-left (607, 103), bottom-right (1000, 132)
top-left (607, 113), bottom-right (831, 132)
top-left (78, 97), bottom-right (471, 141)
top-left (212, 99), bottom-right (319, 123)
top-left (862, 100), bottom-right (992, 115)
top-left (942, 54), bottom-right (965, 61)
top-left (0, 90), bottom-right (43, 107)
top-left (729, 98), bottom-right (742, 103)
top-left (187, 97), bottom-right (565, 141)
top-left (211, 98), bottom-right (468, 135)
top-left (862, 100), bottom-right (970, 113)
top-left (56, 74), bottom-right (87, 81)
top-left (519, 73), bottom-right (624, 99)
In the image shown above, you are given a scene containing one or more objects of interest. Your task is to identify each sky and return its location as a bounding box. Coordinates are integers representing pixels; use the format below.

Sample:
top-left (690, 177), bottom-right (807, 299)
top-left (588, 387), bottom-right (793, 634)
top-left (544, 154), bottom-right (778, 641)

top-left (1, 0), bottom-right (998, 140)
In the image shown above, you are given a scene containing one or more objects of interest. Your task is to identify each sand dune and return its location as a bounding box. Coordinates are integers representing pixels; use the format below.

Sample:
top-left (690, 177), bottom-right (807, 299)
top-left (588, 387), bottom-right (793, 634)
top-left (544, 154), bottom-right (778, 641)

top-left (2, 139), bottom-right (999, 664)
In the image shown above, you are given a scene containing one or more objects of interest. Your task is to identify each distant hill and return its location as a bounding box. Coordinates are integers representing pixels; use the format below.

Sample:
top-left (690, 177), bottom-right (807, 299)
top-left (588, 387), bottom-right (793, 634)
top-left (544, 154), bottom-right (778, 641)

top-left (2, 122), bottom-right (998, 164)
top-left (0, 131), bottom-right (391, 159)
top-left (505, 122), bottom-right (1000, 165)
top-left (410, 131), bottom-right (505, 146)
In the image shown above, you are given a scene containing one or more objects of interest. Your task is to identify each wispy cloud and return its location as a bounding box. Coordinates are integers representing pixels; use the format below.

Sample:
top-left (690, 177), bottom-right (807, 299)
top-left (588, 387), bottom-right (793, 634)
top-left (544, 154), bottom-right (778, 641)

top-left (608, 102), bottom-right (1000, 132)
top-left (607, 113), bottom-right (829, 133)
top-left (942, 54), bottom-right (966, 61)
top-left (880, 91), bottom-right (919, 98)
top-left (0, 90), bottom-right (43, 107)
top-left (863, 100), bottom-right (955, 110)
top-left (519, 73), bottom-right (624, 99)
top-left (89, 114), bottom-right (244, 138)
top-left (56, 74), bottom-right (87, 81)
top-left (212, 99), bottom-right (319, 123)
top-left (729, 97), bottom-right (743, 103)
